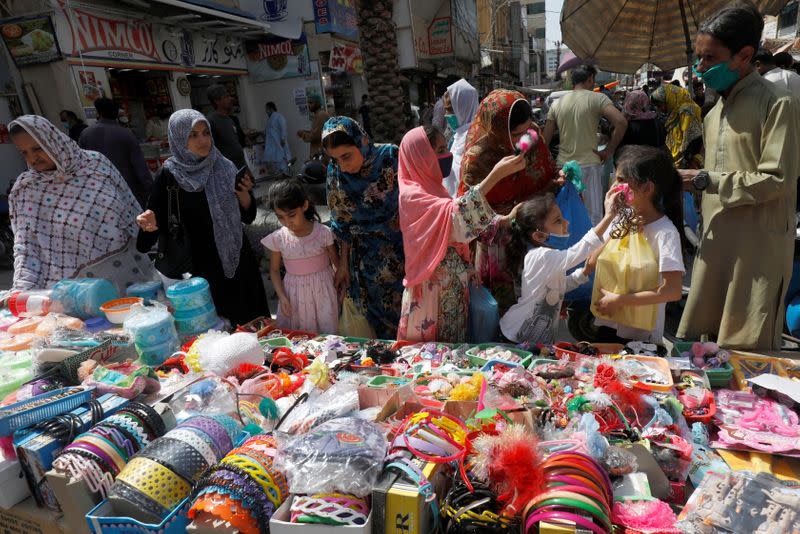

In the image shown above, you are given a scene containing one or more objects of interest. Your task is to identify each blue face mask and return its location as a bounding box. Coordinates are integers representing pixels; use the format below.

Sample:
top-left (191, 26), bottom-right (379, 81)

top-left (438, 152), bottom-right (454, 179)
top-left (544, 231), bottom-right (571, 250)
top-left (445, 113), bottom-right (459, 131)
top-left (61, 121), bottom-right (70, 131)
top-left (693, 61), bottom-right (739, 92)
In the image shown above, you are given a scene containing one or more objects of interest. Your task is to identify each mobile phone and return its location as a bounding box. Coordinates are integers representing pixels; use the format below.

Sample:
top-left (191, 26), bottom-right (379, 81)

top-left (235, 165), bottom-right (249, 187)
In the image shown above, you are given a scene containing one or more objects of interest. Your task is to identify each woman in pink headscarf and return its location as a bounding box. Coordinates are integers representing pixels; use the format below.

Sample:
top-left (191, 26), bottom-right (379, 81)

top-left (397, 125), bottom-right (525, 342)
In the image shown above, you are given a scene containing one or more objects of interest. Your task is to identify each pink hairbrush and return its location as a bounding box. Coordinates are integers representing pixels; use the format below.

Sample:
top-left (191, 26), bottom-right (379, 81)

top-left (516, 128), bottom-right (539, 154)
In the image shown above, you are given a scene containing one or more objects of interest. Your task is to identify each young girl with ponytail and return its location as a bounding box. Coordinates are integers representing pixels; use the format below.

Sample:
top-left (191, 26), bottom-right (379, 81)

top-left (593, 145), bottom-right (686, 344)
top-left (500, 187), bottom-right (620, 344)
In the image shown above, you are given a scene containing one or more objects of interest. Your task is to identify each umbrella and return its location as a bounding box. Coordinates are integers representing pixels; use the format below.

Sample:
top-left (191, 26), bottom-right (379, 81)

top-left (561, 0), bottom-right (790, 75)
top-left (556, 51), bottom-right (595, 76)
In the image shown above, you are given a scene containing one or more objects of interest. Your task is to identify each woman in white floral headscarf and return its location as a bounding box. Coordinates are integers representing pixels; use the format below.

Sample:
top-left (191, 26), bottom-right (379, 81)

top-left (9, 115), bottom-right (142, 290)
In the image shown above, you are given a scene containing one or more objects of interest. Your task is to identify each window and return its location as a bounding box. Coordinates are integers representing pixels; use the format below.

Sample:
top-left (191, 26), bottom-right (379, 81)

top-left (527, 2), bottom-right (545, 16)
top-left (534, 27), bottom-right (546, 39)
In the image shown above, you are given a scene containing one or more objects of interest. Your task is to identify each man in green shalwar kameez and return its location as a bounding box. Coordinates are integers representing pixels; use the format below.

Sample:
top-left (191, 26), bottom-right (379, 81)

top-left (678, 3), bottom-right (800, 350)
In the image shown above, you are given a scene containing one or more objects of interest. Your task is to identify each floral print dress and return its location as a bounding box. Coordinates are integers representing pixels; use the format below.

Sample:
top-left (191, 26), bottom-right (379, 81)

top-left (324, 117), bottom-right (405, 340)
top-left (398, 188), bottom-right (494, 343)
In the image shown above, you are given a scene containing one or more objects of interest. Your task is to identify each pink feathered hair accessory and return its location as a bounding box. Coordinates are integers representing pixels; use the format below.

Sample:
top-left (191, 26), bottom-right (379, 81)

top-left (612, 499), bottom-right (681, 533)
top-left (516, 128), bottom-right (539, 153)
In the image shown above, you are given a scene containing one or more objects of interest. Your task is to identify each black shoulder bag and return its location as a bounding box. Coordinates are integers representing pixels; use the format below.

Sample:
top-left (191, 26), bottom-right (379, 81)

top-left (154, 172), bottom-right (193, 279)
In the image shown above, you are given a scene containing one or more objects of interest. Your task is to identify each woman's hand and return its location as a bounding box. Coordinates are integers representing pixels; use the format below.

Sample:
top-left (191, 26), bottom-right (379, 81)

top-left (491, 153), bottom-right (527, 179)
top-left (136, 210), bottom-right (158, 232)
top-left (279, 296), bottom-right (293, 317)
top-left (235, 172), bottom-right (254, 210)
top-left (501, 202), bottom-right (523, 227)
top-left (595, 289), bottom-right (623, 315)
top-left (604, 188), bottom-right (623, 215)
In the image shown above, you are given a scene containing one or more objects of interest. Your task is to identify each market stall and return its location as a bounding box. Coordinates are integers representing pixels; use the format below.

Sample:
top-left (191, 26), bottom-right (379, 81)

top-left (0, 273), bottom-right (799, 534)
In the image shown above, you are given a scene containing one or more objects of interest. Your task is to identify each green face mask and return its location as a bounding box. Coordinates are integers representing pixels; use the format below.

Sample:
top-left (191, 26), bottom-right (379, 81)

top-left (445, 113), bottom-right (459, 131)
top-left (693, 60), bottom-right (739, 92)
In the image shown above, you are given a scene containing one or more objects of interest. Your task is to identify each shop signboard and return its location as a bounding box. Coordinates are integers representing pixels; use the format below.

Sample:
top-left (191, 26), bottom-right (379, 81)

top-left (0, 15), bottom-right (62, 67)
top-left (329, 41), bottom-right (363, 74)
top-left (53, 1), bottom-right (246, 73)
top-left (237, 0), bottom-right (305, 39)
top-left (245, 33), bottom-right (309, 82)
top-left (428, 17), bottom-right (452, 56)
top-left (313, 0), bottom-right (358, 40)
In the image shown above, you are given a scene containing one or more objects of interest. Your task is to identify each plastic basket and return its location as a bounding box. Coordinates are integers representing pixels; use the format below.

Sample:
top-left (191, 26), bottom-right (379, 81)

top-left (259, 336), bottom-right (293, 349)
top-left (480, 359), bottom-right (522, 372)
top-left (553, 342), bottom-right (625, 360)
top-left (86, 498), bottom-right (190, 534)
top-left (670, 341), bottom-right (734, 388)
top-left (683, 396), bottom-right (717, 425)
top-left (621, 355), bottom-right (674, 392)
top-left (0, 386), bottom-right (94, 437)
top-left (367, 375), bottom-right (412, 389)
top-left (466, 344), bottom-right (532, 369)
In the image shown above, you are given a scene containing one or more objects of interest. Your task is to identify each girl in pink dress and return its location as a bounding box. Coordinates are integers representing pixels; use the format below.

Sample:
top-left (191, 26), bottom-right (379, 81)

top-left (262, 180), bottom-right (339, 333)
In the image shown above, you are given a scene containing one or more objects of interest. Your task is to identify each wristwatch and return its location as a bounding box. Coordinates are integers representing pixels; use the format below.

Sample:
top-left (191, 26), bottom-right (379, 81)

top-left (692, 171), bottom-right (710, 191)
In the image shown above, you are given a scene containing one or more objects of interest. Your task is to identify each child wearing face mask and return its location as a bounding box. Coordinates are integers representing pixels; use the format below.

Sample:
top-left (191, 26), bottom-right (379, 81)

top-left (499, 188), bottom-right (621, 345)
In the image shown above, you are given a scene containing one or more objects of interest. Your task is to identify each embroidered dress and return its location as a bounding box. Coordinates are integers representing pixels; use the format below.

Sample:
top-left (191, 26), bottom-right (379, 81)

top-left (324, 117), bottom-right (405, 340)
top-left (398, 188), bottom-right (494, 343)
top-left (9, 115), bottom-right (140, 290)
top-left (262, 222), bottom-right (338, 334)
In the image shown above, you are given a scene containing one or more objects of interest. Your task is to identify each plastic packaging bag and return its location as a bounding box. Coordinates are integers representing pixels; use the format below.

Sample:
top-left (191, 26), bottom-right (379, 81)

top-left (557, 180), bottom-right (595, 302)
top-left (339, 297), bottom-right (375, 338)
top-left (468, 284), bottom-right (499, 343)
top-left (591, 231), bottom-right (659, 331)
top-left (278, 378), bottom-right (360, 435)
top-left (276, 417), bottom-right (387, 497)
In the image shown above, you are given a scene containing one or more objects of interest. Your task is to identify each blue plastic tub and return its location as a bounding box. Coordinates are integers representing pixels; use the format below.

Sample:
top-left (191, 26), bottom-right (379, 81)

top-left (166, 277), bottom-right (212, 311)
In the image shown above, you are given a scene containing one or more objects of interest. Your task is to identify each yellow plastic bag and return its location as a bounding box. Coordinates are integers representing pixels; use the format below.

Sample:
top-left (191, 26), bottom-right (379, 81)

top-left (339, 296), bottom-right (376, 338)
top-left (591, 231), bottom-right (659, 331)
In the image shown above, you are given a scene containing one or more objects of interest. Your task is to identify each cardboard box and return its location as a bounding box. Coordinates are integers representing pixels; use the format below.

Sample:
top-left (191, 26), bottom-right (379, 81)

top-left (0, 456), bottom-right (30, 509)
top-left (44, 471), bottom-right (96, 534)
top-left (0, 497), bottom-right (64, 533)
top-left (371, 453), bottom-right (452, 534)
top-left (13, 394), bottom-right (129, 511)
top-left (270, 495), bottom-right (372, 534)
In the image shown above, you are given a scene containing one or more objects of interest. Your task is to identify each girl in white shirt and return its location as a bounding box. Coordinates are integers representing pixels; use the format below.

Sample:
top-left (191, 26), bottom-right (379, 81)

top-left (500, 188), bottom-right (621, 344)
top-left (593, 145), bottom-right (686, 344)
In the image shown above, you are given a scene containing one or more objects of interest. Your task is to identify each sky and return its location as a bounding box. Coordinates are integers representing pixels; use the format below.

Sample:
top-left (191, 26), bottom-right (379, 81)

top-left (546, 0), bottom-right (564, 47)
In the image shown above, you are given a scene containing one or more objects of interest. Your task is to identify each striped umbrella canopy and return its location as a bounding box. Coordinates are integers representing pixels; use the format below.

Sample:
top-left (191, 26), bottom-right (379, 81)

top-left (561, 0), bottom-right (790, 74)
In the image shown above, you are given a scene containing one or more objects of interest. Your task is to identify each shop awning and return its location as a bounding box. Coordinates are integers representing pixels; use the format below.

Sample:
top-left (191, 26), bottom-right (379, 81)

top-left (145, 0), bottom-right (270, 38)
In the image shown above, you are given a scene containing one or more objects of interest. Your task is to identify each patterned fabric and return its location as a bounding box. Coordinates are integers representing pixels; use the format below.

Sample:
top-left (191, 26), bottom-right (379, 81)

top-left (9, 115), bottom-right (140, 290)
top-left (163, 109), bottom-right (242, 278)
top-left (475, 220), bottom-right (517, 315)
top-left (622, 90), bottom-right (657, 121)
top-left (398, 188), bottom-right (493, 343)
top-left (261, 222), bottom-right (338, 334)
top-left (651, 85), bottom-right (703, 168)
top-left (458, 89), bottom-right (556, 214)
top-left (323, 116), bottom-right (405, 339)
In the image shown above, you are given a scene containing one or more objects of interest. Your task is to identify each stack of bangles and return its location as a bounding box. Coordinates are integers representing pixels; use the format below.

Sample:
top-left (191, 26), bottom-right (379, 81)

top-left (522, 452), bottom-right (613, 534)
top-left (389, 410), bottom-right (472, 490)
top-left (52, 401), bottom-right (166, 498)
top-left (289, 493), bottom-right (370, 526)
top-left (107, 414), bottom-right (240, 522)
top-left (188, 434), bottom-right (288, 534)
top-left (442, 472), bottom-right (517, 533)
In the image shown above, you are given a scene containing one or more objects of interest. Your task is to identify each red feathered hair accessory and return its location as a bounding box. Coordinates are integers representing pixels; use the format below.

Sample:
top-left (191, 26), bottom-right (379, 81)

top-left (471, 425), bottom-right (545, 515)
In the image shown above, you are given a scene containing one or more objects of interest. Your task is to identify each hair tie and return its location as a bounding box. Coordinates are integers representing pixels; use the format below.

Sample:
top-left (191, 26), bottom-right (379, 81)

top-left (510, 219), bottom-right (518, 231)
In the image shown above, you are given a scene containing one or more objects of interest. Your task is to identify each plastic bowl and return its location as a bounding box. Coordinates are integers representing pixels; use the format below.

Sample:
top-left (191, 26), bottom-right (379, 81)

top-left (100, 297), bottom-right (144, 324)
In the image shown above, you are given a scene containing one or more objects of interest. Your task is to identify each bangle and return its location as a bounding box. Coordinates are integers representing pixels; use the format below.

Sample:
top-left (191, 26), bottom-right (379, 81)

top-left (60, 446), bottom-right (115, 475)
top-left (230, 447), bottom-right (288, 495)
top-left (119, 402), bottom-right (165, 438)
top-left (220, 454), bottom-right (284, 506)
top-left (164, 427), bottom-right (218, 465)
top-left (77, 434), bottom-right (127, 473)
top-left (63, 440), bottom-right (121, 475)
top-left (524, 509), bottom-right (609, 534)
top-left (99, 414), bottom-right (152, 448)
top-left (139, 436), bottom-right (211, 483)
top-left (532, 486), bottom-right (610, 513)
top-left (194, 483), bottom-right (276, 523)
top-left (189, 491), bottom-right (260, 534)
top-left (290, 494), bottom-right (369, 526)
top-left (109, 479), bottom-right (169, 521)
top-left (546, 474), bottom-right (607, 499)
top-left (91, 426), bottom-right (137, 458)
top-left (53, 453), bottom-right (115, 497)
top-left (116, 456), bottom-right (191, 511)
top-left (544, 452), bottom-right (612, 491)
top-left (531, 501), bottom-right (611, 531)
top-left (195, 467), bottom-right (275, 513)
top-left (180, 416), bottom-right (233, 459)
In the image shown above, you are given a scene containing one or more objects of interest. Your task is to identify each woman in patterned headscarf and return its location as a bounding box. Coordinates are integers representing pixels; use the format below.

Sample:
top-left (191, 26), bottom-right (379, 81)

top-left (650, 84), bottom-right (703, 169)
top-left (136, 109), bottom-right (268, 326)
top-left (8, 115), bottom-right (141, 290)
top-left (323, 116), bottom-right (404, 339)
top-left (458, 89), bottom-right (558, 314)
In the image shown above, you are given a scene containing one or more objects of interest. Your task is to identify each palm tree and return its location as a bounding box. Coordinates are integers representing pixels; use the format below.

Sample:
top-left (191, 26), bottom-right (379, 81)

top-left (357, 0), bottom-right (406, 144)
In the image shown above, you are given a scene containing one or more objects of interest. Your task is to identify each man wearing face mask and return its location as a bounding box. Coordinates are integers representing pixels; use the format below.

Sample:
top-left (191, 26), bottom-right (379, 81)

top-left (677, 3), bottom-right (800, 350)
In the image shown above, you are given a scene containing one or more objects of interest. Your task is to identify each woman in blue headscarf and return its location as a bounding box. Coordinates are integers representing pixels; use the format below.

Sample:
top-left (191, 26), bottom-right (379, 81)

top-left (322, 116), bottom-right (404, 339)
top-left (136, 109), bottom-right (269, 326)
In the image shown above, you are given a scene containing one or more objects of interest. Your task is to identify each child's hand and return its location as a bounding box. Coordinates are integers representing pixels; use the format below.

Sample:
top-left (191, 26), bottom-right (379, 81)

top-left (492, 153), bottom-right (526, 178)
top-left (279, 296), bottom-right (293, 317)
top-left (604, 188), bottom-right (623, 215)
top-left (584, 246), bottom-right (604, 276)
top-left (595, 289), bottom-right (623, 315)
top-left (555, 169), bottom-right (567, 187)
